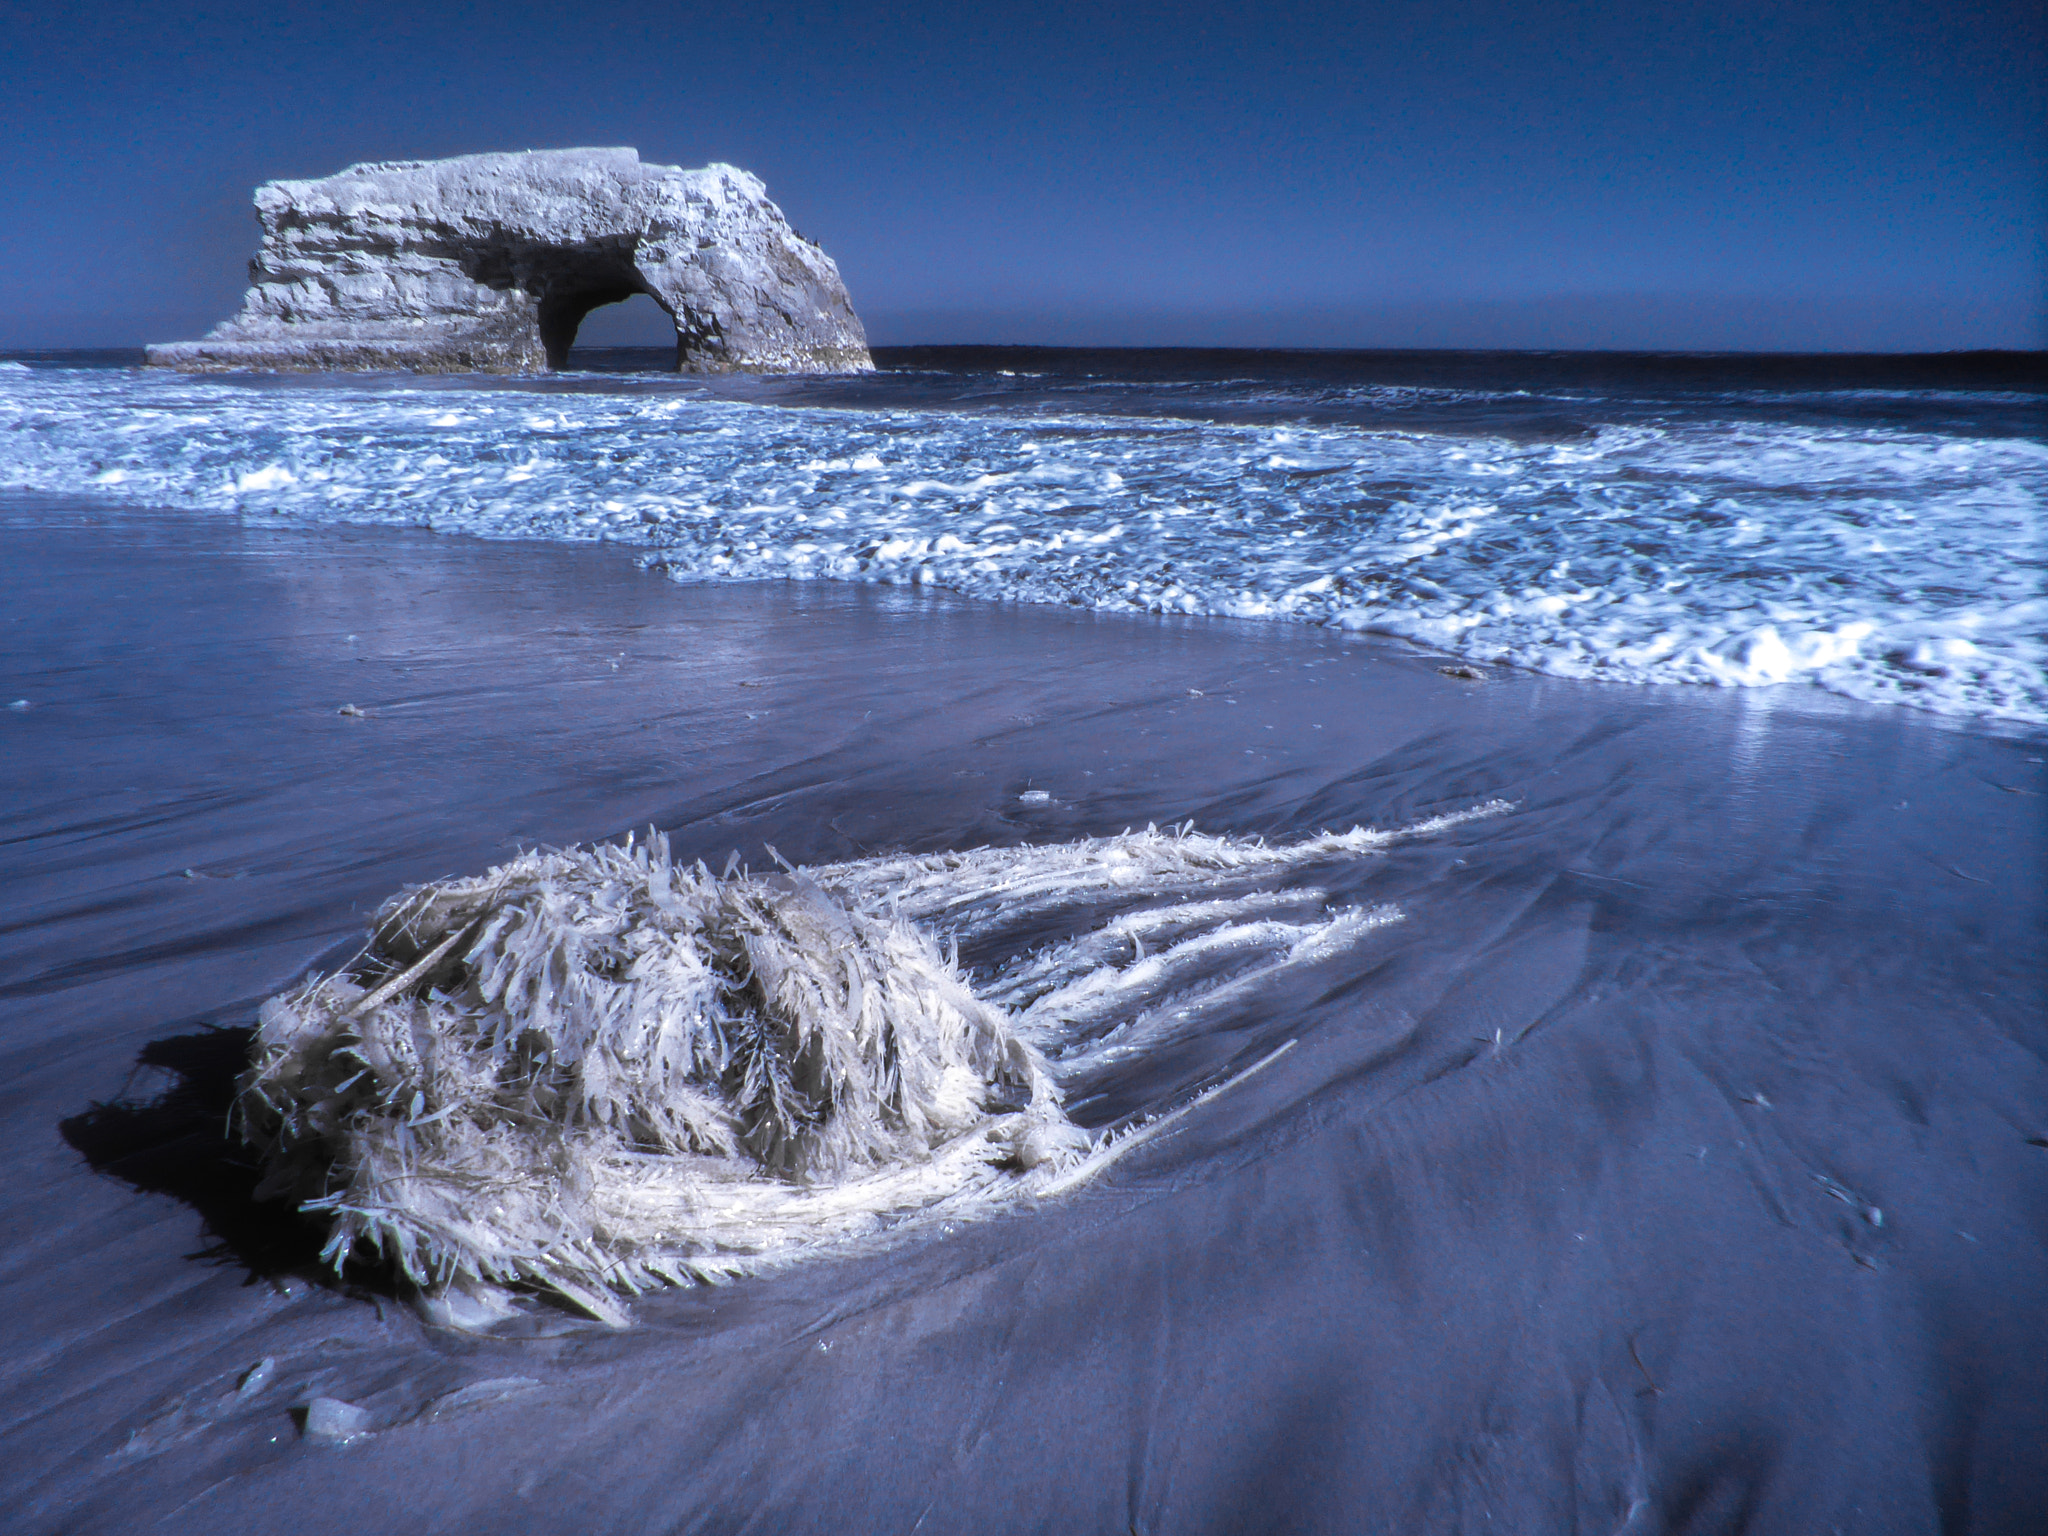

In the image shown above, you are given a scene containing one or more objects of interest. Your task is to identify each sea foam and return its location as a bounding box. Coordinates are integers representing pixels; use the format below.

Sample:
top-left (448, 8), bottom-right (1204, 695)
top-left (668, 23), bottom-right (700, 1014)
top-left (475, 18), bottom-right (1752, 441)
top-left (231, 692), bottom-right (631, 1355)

top-left (2, 364), bottom-right (2040, 723)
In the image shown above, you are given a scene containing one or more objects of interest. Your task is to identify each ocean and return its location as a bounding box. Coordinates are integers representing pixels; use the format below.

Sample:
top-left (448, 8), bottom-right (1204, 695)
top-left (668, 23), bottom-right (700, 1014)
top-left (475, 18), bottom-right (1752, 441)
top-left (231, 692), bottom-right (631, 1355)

top-left (3, 346), bottom-right (2041, 724)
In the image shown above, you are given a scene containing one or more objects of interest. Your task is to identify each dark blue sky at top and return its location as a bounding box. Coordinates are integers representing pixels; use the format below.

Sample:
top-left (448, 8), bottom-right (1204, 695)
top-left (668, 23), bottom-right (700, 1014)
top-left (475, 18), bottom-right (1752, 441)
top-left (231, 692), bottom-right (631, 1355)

top-left (2, 0), bottom-right (2040, 351)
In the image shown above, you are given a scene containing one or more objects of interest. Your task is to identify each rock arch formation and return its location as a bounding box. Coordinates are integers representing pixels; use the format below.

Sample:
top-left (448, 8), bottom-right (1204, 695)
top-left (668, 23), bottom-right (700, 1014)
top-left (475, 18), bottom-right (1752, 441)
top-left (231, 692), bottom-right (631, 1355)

top-left (147, 149), bottom-right (872, 375)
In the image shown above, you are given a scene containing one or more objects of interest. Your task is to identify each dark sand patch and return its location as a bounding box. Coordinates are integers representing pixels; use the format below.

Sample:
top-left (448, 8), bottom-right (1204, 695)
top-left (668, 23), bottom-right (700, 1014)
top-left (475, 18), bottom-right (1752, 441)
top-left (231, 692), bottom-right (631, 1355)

top-left (2, 498), bottom-right (2043, 1533)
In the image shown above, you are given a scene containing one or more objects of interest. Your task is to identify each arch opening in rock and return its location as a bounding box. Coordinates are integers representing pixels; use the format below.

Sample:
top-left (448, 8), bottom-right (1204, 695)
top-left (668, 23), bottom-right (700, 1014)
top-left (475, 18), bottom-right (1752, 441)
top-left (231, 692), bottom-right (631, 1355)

top-left (539, 284), bottom-right (680, 369)
top-left (561, 290), bottom-right (684, 366)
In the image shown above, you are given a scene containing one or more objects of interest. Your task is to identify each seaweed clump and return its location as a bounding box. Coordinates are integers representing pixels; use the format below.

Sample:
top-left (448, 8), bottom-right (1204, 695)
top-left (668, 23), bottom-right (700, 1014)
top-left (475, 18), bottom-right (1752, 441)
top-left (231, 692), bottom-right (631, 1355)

top-left (241, 806), bottom-right (1507, 1324)
top-left (240, 833), bottom-right (1084, 1324)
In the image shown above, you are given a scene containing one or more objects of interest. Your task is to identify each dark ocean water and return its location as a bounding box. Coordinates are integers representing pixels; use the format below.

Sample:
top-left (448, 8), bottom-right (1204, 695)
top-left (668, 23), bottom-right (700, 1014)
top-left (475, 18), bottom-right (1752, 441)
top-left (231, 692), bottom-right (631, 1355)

top-left (794, 345), bottom-right (2045, 437)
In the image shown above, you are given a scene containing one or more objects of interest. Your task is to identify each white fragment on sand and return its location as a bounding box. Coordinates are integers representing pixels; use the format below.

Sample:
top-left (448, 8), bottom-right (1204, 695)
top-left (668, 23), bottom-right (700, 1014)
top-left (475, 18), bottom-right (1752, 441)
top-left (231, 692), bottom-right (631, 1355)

top-left (425, 1377), bottom-right (542, 1421)
top-left (413, 1281), bottom-right (526, 1331)
top-left (299, 1397), bottom-right (373, 1443)
top-left (240, 805), bottom-right (1508, 1325)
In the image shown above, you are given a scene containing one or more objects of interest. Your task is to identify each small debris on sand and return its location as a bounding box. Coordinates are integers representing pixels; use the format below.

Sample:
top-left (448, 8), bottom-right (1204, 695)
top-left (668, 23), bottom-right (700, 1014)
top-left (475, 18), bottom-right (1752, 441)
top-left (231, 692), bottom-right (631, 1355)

top-left (298, 1397), bottom-right (372, 1444)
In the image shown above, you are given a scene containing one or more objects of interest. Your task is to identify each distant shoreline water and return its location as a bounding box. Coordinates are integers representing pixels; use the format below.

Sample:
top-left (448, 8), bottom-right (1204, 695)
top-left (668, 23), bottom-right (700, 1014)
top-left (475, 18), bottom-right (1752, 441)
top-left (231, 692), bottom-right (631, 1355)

top-left (879, 344), bottom-right (2048, 396)
top-left (3, 345), bottom-right (2042, 726)
top-left (8, 343), bottom-right (2044, 374)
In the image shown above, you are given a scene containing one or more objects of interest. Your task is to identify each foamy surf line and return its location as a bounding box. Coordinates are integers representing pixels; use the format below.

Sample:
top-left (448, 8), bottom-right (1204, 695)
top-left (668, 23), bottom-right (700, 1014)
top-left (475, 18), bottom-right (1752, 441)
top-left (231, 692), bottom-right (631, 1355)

top-left (2, 365), bottom-right (2042, 724)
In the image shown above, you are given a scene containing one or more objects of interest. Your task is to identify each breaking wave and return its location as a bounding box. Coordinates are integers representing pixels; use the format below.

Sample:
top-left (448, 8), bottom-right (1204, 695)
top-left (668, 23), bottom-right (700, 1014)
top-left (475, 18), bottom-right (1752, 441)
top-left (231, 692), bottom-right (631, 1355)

top-left (2, 362), bottom-right (2041, 723)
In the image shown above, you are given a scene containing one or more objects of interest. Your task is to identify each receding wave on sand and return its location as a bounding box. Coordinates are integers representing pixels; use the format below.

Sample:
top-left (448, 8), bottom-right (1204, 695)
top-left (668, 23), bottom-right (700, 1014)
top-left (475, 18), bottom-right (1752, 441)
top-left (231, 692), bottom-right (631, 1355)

top-left (3, 359), bottom-right (2041, 722)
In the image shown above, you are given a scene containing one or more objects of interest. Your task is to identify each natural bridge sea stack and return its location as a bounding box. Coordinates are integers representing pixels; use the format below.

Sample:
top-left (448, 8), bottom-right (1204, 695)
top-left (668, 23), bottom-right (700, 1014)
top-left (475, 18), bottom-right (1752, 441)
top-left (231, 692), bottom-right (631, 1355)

top-left (146, 148), bottom-right (873, 374)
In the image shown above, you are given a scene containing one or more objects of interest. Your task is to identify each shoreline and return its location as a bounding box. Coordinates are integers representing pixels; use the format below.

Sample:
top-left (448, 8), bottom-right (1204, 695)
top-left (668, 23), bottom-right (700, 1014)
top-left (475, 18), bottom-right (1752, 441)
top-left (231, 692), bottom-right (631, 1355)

top-left (3, 498), bottom-right (2042, 1532)
top-left (10, 490), bottom-right (2026, 743)
top-left (6, 346), bottom-right (2041, 729)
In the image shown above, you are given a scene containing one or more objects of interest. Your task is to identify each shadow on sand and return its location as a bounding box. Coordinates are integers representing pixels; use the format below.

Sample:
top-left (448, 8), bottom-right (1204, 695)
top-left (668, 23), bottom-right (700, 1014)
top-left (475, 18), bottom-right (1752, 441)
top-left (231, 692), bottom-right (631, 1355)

top-left (59, 1022), bottom-right (329, 1281)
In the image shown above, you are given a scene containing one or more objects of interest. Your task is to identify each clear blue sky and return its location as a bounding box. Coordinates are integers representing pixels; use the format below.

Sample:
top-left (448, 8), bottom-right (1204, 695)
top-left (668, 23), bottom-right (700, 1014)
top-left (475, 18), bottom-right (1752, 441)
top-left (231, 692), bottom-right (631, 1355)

top-left (2, 0), bottom-right (2040, 351)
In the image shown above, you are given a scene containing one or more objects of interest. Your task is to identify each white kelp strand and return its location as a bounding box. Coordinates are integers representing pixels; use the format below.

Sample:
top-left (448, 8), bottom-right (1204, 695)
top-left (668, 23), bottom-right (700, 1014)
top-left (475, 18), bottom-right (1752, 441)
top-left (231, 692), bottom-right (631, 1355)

top-left (814, 802), bottom-right (1511, 943)
top-left (240, 809), bottom-right (1504, 1324)
top-left (996, 899), bottom-right (1406, 1065)
top-left (983, 890), bottom-right (1335, 1015)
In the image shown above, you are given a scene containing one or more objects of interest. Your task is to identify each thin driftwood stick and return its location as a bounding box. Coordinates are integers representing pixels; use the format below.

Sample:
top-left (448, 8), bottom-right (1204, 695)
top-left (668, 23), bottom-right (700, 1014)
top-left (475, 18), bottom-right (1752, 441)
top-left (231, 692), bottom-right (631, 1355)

top-left (343, 921), bottom-right (475, 1020)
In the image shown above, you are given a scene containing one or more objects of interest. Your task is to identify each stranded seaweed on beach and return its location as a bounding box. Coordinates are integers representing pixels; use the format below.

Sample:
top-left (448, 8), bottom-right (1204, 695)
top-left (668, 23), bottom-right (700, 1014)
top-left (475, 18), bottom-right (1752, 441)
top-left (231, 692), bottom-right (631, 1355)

top-left (238, 807), bottom-right (1506, 1326)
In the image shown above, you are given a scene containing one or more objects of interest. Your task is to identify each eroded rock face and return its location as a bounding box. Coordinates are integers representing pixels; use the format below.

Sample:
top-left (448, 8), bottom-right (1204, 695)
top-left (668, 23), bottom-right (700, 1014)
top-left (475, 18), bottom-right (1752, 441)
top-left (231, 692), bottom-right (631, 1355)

top-left (147, 148), bottom-right (872, 374)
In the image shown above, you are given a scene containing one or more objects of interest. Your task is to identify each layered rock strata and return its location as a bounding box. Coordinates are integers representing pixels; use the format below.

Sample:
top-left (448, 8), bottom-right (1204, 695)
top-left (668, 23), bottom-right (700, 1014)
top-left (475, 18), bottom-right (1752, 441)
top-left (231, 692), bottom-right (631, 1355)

top-left (148, 148), bottom-right (872, 374)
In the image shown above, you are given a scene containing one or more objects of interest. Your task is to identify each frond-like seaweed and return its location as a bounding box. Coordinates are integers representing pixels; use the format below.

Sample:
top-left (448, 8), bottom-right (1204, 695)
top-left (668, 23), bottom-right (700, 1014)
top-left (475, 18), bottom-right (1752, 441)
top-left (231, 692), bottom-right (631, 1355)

top-left (241, 806), bottom-right (1506, 1324)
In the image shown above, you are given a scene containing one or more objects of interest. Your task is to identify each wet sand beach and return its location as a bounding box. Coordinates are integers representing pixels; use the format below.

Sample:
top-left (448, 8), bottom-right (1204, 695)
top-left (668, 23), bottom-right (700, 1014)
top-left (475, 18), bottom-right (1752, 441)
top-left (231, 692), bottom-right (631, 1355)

top-left (3, 498), bottom-right (2043, 1533)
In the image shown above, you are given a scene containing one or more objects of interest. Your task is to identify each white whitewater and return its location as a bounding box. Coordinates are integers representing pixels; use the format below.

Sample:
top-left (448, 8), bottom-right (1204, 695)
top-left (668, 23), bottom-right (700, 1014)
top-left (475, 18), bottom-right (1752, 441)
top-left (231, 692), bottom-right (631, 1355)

top-left (1, 364), bottom-right (2041, 724)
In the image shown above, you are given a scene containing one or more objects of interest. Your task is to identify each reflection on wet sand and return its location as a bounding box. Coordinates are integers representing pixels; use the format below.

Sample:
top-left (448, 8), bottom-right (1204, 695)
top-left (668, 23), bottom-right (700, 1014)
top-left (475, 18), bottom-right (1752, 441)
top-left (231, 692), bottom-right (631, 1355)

top-left (3, 501), bottom-right (2042, 1533)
